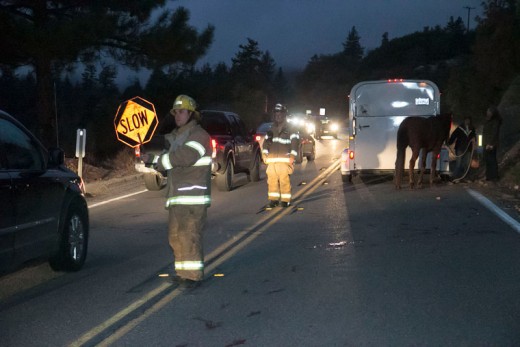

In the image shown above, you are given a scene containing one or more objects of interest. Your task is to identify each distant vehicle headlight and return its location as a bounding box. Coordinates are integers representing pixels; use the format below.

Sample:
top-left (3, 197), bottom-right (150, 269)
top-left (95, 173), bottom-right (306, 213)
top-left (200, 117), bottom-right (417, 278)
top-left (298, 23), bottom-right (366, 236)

top-left (330, 123), bottom-right (339, 131)
top-left (306, 123), bottom-right (315, 133)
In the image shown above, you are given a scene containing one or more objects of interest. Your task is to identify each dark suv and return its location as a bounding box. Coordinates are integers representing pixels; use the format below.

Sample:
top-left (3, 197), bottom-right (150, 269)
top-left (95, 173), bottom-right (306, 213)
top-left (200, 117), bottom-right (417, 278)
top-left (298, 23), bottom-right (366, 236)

top-left (135, 110), bottom-right (262, 191)
top-left (0, 110), bottom-right (89, 275)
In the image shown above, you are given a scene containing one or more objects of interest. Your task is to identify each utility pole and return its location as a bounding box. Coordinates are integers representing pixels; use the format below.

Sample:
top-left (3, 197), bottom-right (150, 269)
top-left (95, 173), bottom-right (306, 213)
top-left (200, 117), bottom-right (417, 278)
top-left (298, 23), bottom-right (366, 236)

top-left (463, 6), bottom-right (475, 33)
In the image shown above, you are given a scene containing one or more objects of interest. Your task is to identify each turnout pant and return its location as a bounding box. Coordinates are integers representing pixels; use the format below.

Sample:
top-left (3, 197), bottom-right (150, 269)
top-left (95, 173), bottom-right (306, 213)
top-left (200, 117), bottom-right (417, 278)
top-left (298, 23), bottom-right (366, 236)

top-left (168, 205), bottom-right (207, 281)
top-left (266, 162), bottom-right (294, 203)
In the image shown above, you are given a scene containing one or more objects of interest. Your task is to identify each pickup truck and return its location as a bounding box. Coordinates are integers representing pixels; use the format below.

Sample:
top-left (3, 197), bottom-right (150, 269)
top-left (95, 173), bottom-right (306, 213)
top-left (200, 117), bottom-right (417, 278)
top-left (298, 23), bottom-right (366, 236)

top-left (135, 110), bottom-right (262, 191)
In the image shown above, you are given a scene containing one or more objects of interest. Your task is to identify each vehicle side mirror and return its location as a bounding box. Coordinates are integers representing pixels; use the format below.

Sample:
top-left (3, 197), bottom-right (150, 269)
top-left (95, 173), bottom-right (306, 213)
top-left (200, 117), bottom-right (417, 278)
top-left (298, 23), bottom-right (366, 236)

top-left (48, 147), bottom-right (65, 167)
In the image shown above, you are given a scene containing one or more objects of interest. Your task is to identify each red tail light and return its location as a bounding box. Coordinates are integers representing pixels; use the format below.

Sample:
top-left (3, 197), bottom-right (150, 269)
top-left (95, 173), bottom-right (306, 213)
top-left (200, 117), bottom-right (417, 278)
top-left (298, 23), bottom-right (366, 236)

top-left (255, 134), bottom-right (262, 142)
top-left (211, 138), bottom-right (217, 158)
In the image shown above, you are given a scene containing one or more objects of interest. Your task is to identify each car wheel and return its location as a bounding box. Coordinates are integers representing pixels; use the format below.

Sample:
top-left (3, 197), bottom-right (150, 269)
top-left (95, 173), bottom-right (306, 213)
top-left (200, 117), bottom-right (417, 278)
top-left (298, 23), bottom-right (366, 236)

top-left (248, 152), bottom-right (261, 182)
top-left (306, 146), bottom-right (316, 161)
top-left (50, 201), bottom-right (89, 271)
top-left (295, 146), bottom-right (303, 164)
top-left (216, 159), bottom-right (234, 191)
top-left (144, 172), bottom-right (166, 191)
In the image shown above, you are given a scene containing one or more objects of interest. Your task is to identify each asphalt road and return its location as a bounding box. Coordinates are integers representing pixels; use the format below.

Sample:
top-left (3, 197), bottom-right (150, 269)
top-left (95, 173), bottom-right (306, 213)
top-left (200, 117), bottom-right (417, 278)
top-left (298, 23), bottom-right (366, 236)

top-left (1, 135), bottom-right (520, 346)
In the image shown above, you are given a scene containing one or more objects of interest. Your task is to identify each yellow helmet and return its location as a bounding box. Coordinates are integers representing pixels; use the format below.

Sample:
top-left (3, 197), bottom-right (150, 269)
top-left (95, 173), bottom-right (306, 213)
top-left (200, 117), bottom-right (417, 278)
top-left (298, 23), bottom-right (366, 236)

top-left (170, 95), bottom-right (198, 115)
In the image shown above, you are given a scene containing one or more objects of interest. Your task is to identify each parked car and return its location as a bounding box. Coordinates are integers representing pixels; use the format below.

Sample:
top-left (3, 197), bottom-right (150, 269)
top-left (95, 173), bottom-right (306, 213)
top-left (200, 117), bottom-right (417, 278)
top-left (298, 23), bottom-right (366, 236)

top-left (255, 121), bottom-right (315, 164)
top-left (135, 110), bottom-right (262, 192)
top-left (0, 110), bottom-right (89, 275)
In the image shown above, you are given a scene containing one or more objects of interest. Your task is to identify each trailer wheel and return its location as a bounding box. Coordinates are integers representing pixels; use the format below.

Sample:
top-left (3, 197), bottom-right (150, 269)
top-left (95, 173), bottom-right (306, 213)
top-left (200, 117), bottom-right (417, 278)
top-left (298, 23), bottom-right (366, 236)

top-left (342, 173), bottom-right (352, 183)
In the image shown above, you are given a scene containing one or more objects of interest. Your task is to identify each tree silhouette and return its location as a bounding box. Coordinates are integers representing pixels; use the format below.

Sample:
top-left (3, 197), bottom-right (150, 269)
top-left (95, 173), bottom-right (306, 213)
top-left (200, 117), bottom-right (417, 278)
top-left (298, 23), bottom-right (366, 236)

top-left (0, 2), bottom-right (214, 147)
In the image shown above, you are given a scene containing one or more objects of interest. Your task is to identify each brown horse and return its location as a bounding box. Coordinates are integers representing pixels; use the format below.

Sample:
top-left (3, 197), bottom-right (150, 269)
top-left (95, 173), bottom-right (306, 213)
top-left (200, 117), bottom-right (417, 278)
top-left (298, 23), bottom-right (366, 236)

top-left (394, 113), bottom-right (452, 189)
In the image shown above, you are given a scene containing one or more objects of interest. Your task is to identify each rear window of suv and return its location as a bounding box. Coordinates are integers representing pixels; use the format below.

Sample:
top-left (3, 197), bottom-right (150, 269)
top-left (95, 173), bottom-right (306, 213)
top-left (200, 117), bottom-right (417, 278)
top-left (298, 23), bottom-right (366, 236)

top-left (201, 112), bottom-right (230, 135)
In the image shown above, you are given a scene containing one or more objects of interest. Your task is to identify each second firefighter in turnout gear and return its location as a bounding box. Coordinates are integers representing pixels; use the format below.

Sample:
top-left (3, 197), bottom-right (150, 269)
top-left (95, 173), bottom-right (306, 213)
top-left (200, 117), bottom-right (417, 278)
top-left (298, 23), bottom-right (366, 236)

top-left (154, 95), bottom-right (212, 284)
top-left (262, 103), bottom-right (299, 208)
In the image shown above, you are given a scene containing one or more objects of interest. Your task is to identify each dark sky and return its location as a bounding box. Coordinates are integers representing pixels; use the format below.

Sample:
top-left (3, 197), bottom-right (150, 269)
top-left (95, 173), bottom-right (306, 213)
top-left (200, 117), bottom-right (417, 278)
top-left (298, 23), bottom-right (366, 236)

top-left (171, 0), bottom-right (483, 69)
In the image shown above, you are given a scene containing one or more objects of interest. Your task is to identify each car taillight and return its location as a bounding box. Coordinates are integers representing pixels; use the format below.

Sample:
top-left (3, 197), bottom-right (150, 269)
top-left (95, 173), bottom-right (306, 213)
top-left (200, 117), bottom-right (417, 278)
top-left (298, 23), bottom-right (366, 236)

top-left (211, 138), bottom-right (217, 158)
top-left (255, 134), bottom-right (262, 142)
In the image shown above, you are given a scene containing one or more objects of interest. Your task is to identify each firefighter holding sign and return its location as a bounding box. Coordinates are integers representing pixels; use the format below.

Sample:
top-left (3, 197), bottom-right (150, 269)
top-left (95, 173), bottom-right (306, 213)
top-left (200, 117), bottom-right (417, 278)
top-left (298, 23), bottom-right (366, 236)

top-left (262, 103), bottom-right (299, 208)
top-left (144, 95), bottom-right (211, 287)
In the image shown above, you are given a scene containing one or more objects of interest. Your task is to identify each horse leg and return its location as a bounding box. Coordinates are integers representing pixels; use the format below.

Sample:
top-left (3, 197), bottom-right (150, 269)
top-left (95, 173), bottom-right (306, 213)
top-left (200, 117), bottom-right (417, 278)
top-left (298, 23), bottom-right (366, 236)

top-left (395, 148), bottom-right (405, 189)
top-left (408, 150), bottom-right (419, 189)
top-left (429, 150), bottom-right (439, 187)
top-left (417, 150), bottom-right (427, 189)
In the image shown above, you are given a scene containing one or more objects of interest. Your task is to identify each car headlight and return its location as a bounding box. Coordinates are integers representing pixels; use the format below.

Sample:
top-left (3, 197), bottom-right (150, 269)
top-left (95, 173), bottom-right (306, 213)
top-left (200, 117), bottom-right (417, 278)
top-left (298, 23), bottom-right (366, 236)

top-left (330, 123), bottom-right (339, 131)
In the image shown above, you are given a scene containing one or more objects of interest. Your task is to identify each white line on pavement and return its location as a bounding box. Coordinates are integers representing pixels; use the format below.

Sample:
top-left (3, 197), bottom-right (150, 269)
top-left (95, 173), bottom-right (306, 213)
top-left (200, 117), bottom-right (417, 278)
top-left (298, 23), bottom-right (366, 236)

top-left (88, 190), bottom-right (148, 209)
top-left (467, 188), bottom-right (520, 234)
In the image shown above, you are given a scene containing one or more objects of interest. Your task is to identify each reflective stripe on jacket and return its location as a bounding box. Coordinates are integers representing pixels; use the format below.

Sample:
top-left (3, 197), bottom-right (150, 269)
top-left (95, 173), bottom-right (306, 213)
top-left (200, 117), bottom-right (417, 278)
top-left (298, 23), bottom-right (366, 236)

top-left (155, 120), bottom-right (212, 208)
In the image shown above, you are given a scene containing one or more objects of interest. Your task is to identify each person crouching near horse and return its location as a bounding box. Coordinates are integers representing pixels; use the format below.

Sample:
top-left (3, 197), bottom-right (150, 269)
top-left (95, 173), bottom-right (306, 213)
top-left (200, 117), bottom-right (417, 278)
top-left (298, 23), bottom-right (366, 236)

top-left (448, 116), bottom-right (476, 182)
top-left (262, 103), bottom-right (299, 208)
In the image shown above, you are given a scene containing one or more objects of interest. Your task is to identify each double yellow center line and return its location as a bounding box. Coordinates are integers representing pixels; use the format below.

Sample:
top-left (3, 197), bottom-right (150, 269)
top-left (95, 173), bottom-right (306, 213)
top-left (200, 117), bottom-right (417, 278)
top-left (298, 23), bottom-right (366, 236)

top-left (70, 159), bottom-right (340, 347)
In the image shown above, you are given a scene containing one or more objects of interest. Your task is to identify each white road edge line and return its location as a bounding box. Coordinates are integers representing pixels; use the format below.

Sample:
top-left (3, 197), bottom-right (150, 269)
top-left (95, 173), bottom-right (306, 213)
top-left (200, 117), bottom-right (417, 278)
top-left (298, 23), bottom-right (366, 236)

top-left (467, 188), bottom-right (520, 234)
top-left (88, 190), bottom-right (148, 209)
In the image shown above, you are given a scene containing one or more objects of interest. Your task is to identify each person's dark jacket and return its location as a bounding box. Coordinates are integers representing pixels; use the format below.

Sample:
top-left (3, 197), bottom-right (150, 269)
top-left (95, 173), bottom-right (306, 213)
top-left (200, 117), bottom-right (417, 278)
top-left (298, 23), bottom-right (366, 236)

top-left (482, 118), bottom-right (500, 149)
top-left (448, 125), bottom-right (476, 155)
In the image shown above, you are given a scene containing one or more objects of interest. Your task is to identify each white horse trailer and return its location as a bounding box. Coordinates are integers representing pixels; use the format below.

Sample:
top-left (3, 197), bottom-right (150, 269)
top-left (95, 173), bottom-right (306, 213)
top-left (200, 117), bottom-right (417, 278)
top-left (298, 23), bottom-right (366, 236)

top-left (341, 79), bottom-right (451, 182)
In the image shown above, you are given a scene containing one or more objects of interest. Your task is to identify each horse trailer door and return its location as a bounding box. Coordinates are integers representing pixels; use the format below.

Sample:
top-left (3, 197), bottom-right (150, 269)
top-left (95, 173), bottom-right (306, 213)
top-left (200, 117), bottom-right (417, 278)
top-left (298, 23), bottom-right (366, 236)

top-left (349, 80), bottom-right (440, 173)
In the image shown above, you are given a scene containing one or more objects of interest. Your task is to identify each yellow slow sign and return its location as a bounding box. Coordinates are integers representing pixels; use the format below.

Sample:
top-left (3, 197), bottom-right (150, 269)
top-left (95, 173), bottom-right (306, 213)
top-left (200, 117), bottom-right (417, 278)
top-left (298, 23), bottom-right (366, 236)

top-left (114, 96), bottom-right (158, 148)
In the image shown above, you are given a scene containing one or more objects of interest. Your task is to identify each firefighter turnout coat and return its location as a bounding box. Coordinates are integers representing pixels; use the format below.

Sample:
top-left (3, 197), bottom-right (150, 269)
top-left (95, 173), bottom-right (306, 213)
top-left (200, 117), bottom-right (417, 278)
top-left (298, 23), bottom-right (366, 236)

top-left (262, 121), bottom-right (299, 203)
top-left (156, 119), bottom-right (212, 207)
top-left (155, 119), bottom-right (212, 281)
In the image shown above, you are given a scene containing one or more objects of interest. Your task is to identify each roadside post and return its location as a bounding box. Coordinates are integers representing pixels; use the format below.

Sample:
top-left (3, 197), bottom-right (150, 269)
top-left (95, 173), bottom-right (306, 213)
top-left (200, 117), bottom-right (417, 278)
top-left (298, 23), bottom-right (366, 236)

top-left (76, 128), bottom-right (86, 178)
top-left (76, 128), bottom-right (86, 193)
